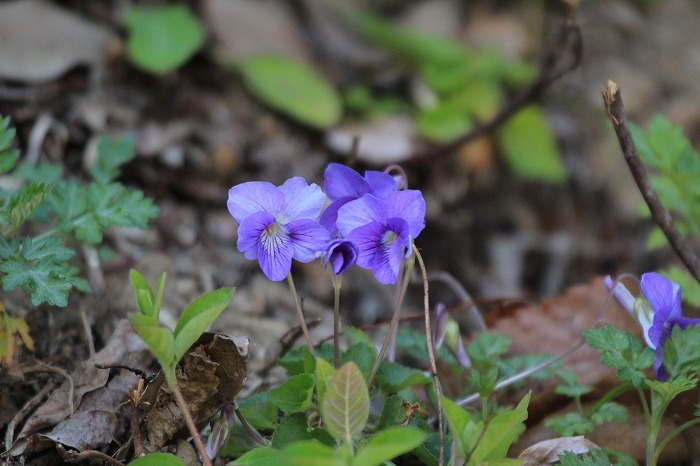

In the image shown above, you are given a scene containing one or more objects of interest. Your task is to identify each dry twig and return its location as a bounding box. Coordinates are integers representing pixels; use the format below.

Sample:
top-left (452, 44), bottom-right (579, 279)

top-left (602, 80), bottom-right (700, 283)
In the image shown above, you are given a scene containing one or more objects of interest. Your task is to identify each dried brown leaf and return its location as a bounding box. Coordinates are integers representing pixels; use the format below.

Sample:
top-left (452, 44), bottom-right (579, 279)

top-left (517, 436), bottom-right (600, 465)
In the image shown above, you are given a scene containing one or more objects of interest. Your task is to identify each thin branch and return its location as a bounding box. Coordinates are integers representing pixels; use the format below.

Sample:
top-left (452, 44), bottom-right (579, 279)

top-left (407, 13), bottom-right (582, 163)
top-left (602, 80), bottom-right (700, 283)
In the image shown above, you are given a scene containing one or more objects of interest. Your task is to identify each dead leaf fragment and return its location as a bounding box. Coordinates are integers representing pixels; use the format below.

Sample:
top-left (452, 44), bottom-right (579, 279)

top-left (141, 333), bottom-right (248, 452)
top-left (518, 436), bottom-right (601, 465)
top-left (0, 0), bottom-right (115, 82)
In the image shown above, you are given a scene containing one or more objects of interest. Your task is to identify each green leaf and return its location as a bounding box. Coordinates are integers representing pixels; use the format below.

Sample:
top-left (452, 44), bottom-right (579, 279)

top-left (315, 357), bottom-right (336, 406)
top-left (353, 427), bottom-right (428, 466)
top-left (128, 313), bottom-right (175, 369)
top-left (269, 374), bottom-right (315, 414)
top-left (467, 332), bottom-right (512, 371)
top-left (559, 449), bottom-right (611, 466)
top-left (376, 361), bottom-right (431, 393)
top-left (128, 452), bottom-right (185, 466)
top-left (321, 361), bottom-right (369, 444)
top-left (544, 411), bottom-right (594, 437)
top-left (0, 235), bottom-right (86, 306)
top-left (663, 325), bottom-right (700, 380)
top-left (583, 325), bottom-right (654, 387)
top-left (497, 106), bottom-right (566, 183)
top-left (2, 182), bottom-right (53, 235)
top-left (272, 413), bottom-right (313, 449)
top-left (417, 103), bottom-right (472, 142)
top-left (282, 440), bottom-right (344, 466)
top-left (0, 116), bottom-right (19, 174)
top-left (173, 287), bottom-right (234, 362)
top-left (440, 396), bottom-right (478, 459)
top-left (340, 343), bottom-right (376, 377)
top-left (130, 269), bottom-right (155, 317)
top-left (91, 134), bottom-right (136, 184)
top-left (231, 447), bottom-right (287, 466)
top-left (237, 56), bottom-right (341, 129)
top-left (238, 391), bottom-right (279, 430)
top-left (470, 391), bottom-right (530, 463)
top-left (124, 5), bottom-right (204, 74)
top-left (590, 401), bottom-right (628, 425)
top-left (279, 344), bottom-right (334, 376)
top-left (375, 395), bottom-right (406, 430)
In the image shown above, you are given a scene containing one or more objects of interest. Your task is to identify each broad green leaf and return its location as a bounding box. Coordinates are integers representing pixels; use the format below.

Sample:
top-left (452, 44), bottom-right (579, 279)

top-left (173, 287), bottom-right (234, 362)
top-left (124, 5), bottom-right (204, 74)
top-left (2, 182), bottom-right (53, 235)
top-left (470, 391), bottom-right (530, 463)
top-left (375, 395), bottom-right (406, 430)
top-left (497, 106), bottom-right (566, 183)
top-left (232, 447), bottom-right (287, 466)
top-left (237, 56), bottom-right (341, 129)
top-left (238, 391), bottom-right (279, 430)
top-left (315, 357), bottom-right (336, 405)
top-left (376, 361), bottom-right (431, 393)
top-left (272, 413), bottom-right (313, 449)
top-left (282, 440), bottom-right (345, 466)
top-left (128, 313), bottom-right (175, 368)
top-left (441, 396), bottom-right (478, 459)
top-left (129, 452), bottom-right (184, 466)
top-left (153, 273), bottom-right (167, 320)
top-left (321, 361), bottom-right (369, 444)
top-left (279, 344), bottom-right (334, 376)
top-left (353, 427), bottom-right (427, 466)
top-left (417, 103), bottom-right (472, 142)
top-left (269, 374), bottom-right (315, 414)
top-left (91, 134), bottom-right (136, 184)
top-left (130, 269), bottom-right (155, 317)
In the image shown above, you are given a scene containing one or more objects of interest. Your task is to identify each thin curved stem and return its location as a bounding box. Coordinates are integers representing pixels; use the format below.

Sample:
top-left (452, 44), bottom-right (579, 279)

top-left (367, 253), bottom-right (415, 386)
top-left (414, 245), bottom-right (444, 466)
top-left (332, 274), bottom-right (342, 368)
top-left (167, 373), bottom-right (212, 466)
top-left (287, 273), bottom-right (316, 357)
top-left (653, 417), bottom-right (700, 465)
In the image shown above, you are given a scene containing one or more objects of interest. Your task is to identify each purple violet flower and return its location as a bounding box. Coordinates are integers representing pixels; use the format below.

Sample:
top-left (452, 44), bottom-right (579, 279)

top-left (227, 177), bottom-right (330, 281)
top-left (640, 272), bottom-right (700, 381)
top-left (323, 239), bottom-right (359, 275)
top-left (320, 163), bottom-right (397, 236)
top-left (336, 190), bottom-right (425, 284)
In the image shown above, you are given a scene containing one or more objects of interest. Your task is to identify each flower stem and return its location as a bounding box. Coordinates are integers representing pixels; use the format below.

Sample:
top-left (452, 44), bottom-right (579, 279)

top-left (367, 252), bottom-right (415, 387)
top-left (234, 407), bottom-right (267, 447)
top-left (166, 372), bottom-right (212, 466)
top-left (332, 274), bottom-right (342, 368)
top-left (653, 417), bottom-right (700, 465)
top-left (287, 273), bottom-right (316, 357)
top-left (388, 260), bottom-right (405, 362)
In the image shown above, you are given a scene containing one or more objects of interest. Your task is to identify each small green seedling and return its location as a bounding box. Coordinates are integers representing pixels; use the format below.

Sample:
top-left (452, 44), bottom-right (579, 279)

top-left (128, 269), bottom-right (234, 466)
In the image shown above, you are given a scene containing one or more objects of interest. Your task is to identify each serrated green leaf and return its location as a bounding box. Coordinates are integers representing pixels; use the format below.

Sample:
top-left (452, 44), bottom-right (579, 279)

top-left (237, 56), bottom-right (341, 129)
top-left (662, 325), bottom-right (700, 381)
top-left (321, 361), bottom-right (369, 444)
top-left (0, 235), bottom-right (84, 306)
top-left (376, 361), bottom-right (431, 393)
top-left (583, 325), bottom-right (654, 387)
top-left (128, 452), bottom-right (185, 466)
top-left (468, 332), bottom-right (512, 371)
top-left (559, 448), bottom-right (611, 466)
top-left (544, 411), bottom-right (594, 437)
top-left (91, 134), bottom-right (136, 183)
top-left (12, 162), bottom-right (64, 184)
top-left (590, 401), bottom-right (628, 425)
top-left (124, 5), bottom-right (204, 74)
top-left (173, 287), bottom-right (233, 362)
top-left (128, 313), bottom-right (175, 369)
top-left (2, 182), bottom-right (53, 235)
top-left (269, 374), bottom-right (315, 414)
top-left (353, 427), bottom-right (428, 466)
top-left (497, 106), bottom-right (566, 183)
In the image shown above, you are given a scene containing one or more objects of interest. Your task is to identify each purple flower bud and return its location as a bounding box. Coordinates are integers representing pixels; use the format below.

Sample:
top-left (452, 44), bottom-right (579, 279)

top-left (323, 239), bottom-right (359, 275)
top-left (433, 303), bottom-right (449, 349)
top-left (205, 404), bottom-right (235, 459)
